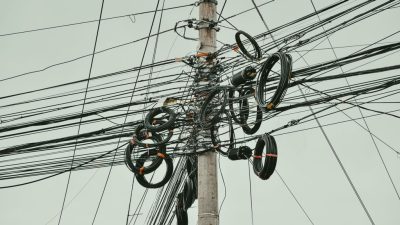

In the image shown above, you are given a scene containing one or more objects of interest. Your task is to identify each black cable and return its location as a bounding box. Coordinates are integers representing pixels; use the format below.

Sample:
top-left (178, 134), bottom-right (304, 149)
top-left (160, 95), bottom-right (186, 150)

top-left (0, 143), bottom-right (126, 188)
top-left (91, 0), bottom-right (163, 223)
top-left (276, 171), bottom-right (314, 225)
top-left (256, 52), bottom-right (292, 111)
top-left (250, 0), bottom-right (278, 49)
top-left (247, 160), bottom-right (254, 225)
top-left (235, 30), bottom-right (262, 60)
top-left (296, 86), bottom-right (376, 225)
top-left (0, 3), bottom-right (195, 38)
top-left (57, 1), bottom-right (105, 224)
top-left (0, 29), bottom-right (178, 82)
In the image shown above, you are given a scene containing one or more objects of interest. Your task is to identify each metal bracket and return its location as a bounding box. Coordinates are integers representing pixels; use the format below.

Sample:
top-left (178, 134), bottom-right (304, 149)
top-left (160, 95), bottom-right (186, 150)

top-left (195, 19), bottom-right (220, 31)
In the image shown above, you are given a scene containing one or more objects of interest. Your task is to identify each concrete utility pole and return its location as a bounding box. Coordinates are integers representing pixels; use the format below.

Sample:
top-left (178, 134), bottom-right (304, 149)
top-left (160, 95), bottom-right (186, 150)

top-left (197, 1), bottom-right (219, 225)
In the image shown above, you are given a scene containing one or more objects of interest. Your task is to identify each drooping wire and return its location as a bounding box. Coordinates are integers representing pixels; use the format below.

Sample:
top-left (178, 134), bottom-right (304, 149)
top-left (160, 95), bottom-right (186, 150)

top-left (276, 171), bottom-right (314, 225)
top-left (296, 86), bottom-right (376, 225)
top-left (90, 0), bottom-right (163, 224)
top-left (247, 160), bottom-right (254, 225)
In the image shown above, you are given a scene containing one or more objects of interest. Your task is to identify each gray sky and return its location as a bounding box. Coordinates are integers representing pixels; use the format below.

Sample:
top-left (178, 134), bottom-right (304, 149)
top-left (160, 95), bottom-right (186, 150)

top-left (1, 0), bottom-right (400, 224)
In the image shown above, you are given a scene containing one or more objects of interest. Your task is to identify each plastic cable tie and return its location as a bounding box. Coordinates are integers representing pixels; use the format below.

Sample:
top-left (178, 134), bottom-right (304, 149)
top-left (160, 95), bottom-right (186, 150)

top-left (139, 167), bottom-right (145, 175)
top-left (196, 52), bottom-right (209, 57)
top-left (266, 103), bottom-right (274, 109)
top-left (157, 152), bottom-right (166, 158)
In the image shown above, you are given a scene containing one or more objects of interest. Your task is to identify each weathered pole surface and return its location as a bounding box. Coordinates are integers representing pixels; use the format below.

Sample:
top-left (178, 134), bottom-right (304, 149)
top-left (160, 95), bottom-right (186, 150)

top-left (197, 1), bottom-right (219, 225)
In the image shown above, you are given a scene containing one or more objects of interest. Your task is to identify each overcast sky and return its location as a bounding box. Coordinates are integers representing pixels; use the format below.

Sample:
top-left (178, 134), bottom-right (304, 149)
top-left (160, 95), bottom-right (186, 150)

top-left (1, 0), bottom-right (400, 224)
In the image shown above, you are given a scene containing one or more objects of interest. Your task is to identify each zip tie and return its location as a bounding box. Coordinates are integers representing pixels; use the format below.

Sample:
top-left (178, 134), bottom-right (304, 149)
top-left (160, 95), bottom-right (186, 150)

top-left (196, 52), bottom-right (209, 57)
top-left (232, 45), bottom-right (239, 52)
top-left (139, 166), bottom-right (145, 175)
top-left (157, 153), bottom-right (166, 158)
top-left (266, 102), bottom-right (274, 110)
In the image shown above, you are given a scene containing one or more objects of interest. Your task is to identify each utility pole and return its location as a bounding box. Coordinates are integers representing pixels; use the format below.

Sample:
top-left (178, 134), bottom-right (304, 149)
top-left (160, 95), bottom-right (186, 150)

top-left (197, 1), bottom-right (219, 225)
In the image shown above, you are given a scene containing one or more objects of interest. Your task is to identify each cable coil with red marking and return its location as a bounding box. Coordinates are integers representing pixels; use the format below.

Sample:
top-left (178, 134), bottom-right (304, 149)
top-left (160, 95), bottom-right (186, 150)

top-left (135, 150), bottom-right (173, 188)
top-left (124, 132), bottom-right (165, 175)
top-left (253, 134), bottom-right (278, 180)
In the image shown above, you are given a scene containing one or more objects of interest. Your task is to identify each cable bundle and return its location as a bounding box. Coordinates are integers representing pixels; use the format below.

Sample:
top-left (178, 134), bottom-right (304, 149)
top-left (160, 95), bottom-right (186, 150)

top-left (256, 52), bottom-right (292, 111)
top-left (175, 158), bottom-right (197, 225)
top-left (253, 134), bottom-right (278, 180)
top-left (199, 88), bottom-right (227, 128)
top-left (124, 106), bottom-right (177, 188)
top-left (239, 87), bottom-right (262, 135)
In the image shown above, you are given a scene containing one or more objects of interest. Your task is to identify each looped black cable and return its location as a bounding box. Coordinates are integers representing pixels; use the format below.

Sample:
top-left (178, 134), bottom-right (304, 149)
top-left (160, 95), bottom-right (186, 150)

top-left (124, 133), bottom-right (166, 175)
top-left (256, 52), bottom-right (292, 111)
top-left (135, 150), bottom-right (173, 188)
top-left (134, 123), bottom-right (173, 147)
top-left (253, 134), bottom-right (278, 180)
top-left (228, 88), bottom-right (248, 124)
top-left (144, 106), bottom-right (176, 132)
top-left (239, 87), bottom-right (262, 135)
top-left (199, 88), bottom-right (227, 128)
top-left (211, 111), bottom-right (234, 155)
top-left (235, 30), bottom-right (262, 61)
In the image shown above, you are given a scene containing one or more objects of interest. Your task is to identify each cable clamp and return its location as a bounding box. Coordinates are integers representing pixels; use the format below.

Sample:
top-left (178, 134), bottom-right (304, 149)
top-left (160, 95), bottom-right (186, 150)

top-left (288, 119), bottom-right (299, 127)
top-left (198, 213), bottom-right (219, 218)
top-left (195, 20), bottom-right (220, 31)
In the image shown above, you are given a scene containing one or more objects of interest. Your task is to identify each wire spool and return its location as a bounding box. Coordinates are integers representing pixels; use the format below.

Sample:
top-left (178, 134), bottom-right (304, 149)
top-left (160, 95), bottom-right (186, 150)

top-left (253, 134), bottom-right (278, 180)
top-left (227, 146), bottom-right (252, 160)
top-left (256, 52), bottom-right (292, 111)
top-left (210, 112), bottom-right (235, 156)
top-left (144, 107), bottom-right (176, 132)
top-left (235, 30), bottom-right (262, 61)
top-left (134, 123), bottom-right (173, 147)
top-left (135, 150), bottom-right (173, 188)
top-left (239, 87), bottom-right (262, 135)
top-left (124, 133), bottom-right (166, 175)
top-left (230, 65), bottom-right (257, 86)
top-left (199, 88), bottom-right (227, 128)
